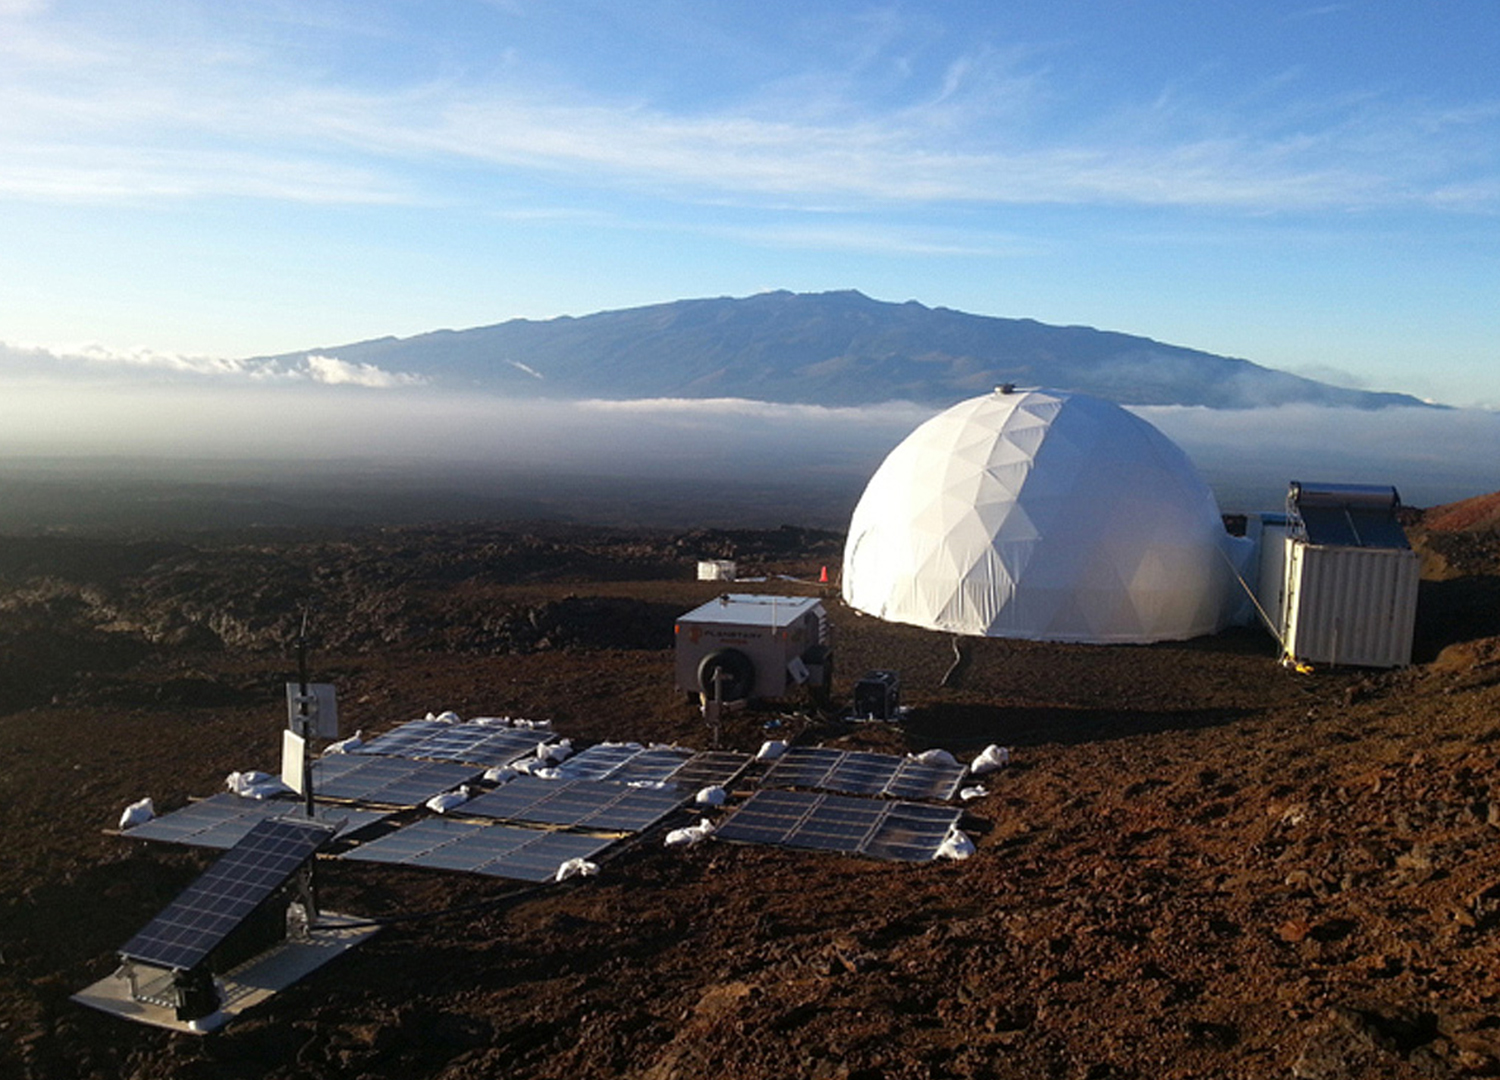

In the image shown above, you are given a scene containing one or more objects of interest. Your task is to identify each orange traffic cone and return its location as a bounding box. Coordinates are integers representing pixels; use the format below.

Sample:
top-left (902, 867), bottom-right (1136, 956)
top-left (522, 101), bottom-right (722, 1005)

top-left (819, 565), bottom-right (828, 584)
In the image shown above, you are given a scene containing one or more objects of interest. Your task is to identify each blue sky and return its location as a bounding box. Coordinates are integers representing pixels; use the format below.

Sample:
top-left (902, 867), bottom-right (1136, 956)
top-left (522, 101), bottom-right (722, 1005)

top-left (2, 0), bottom-right (1498, 405)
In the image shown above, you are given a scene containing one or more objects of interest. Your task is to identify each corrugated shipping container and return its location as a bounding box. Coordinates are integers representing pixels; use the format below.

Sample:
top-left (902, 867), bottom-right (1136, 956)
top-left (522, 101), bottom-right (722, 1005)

top-left (1282, 541), bottom-right (1420, 668)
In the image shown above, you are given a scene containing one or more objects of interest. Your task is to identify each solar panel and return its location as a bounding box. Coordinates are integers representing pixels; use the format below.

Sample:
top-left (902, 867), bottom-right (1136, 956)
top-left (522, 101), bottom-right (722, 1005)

top-left (310, 756), bottom-right (482, 807)
top-left (668, 750), bottom-right (753, 791)
top-left (119, 817), bottom-right (333, 971)
top-left (759, 747), bottom-right (965, 801)
top-left (122, 793), bottom-right (388, 850)
top-left (556, 743), bottom-right (645, 780)
top-left (864, 801), bottom-right (968, 861)
top-left (597, 746), bottom-right (695, 785)
top-left (715, 790), bottom-right (962, 862)
top-left (461, 777), bottom-right (688, 833)
top-left (354, 721), bottom-right (548, 767)
top-left (352, 719), bottom-right (451, 757)
top-left (556, 745), bottom-right (750, 791)
top-left (342, 819), bottom-right (614, 882)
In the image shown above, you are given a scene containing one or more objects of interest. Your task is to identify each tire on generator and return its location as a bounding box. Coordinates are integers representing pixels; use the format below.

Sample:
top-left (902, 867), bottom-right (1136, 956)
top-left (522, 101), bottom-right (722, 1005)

top-left (696, 647), bottom-right (756, 702)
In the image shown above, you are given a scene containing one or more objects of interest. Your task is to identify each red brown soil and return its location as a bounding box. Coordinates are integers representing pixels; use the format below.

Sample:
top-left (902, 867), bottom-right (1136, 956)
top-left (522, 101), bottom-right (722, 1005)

top-left (1421, 491), bottom-right (1500, 535)
top-left (3, 514), bottom-right (1500, 1080)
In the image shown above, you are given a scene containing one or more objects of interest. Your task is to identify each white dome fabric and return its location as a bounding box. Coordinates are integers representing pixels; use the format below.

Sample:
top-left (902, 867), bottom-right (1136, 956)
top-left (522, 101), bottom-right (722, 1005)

top-left (841, 388), bottom-right (1237, 643)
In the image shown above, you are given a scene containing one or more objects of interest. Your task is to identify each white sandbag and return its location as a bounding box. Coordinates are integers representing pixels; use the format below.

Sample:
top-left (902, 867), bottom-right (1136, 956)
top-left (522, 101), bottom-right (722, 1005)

top-left (425, 786), bottom-right (471, 814)
top-left (665, 818), bottom-right (716, 847)
top-left (936, 826), bottom-right (975, 860)
top-left (555, 858), bottom-right (599, 882)
top-left (538, 738), bottom-right (573, 764)
top-left (323, 729), bottom-right (363, 754)
top-left (756, 740), bottom-right (788, 762)
top-left (695, 786), bottom-right (727, 807)
top-left (226, 770), bottom-right (293, 800)
top-left (909, 748), bottom-right (959, 768)
top-left (627, 779), bottom-right (669, 790)
top-left (959, 785), bottom-right (988, 802)
top-left (970, 744), bottom-right (1011, 775)
top-left (435, 710), bottom-right (461, 723)
top-left (483, 765), bottom-right (518, 784)
top-left (119, 797), bottom-right (155, 830)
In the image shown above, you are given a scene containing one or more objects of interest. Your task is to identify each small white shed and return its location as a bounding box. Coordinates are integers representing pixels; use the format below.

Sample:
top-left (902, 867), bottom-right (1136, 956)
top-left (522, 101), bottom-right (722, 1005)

top-left (697, 560), bottom-right (737, 582)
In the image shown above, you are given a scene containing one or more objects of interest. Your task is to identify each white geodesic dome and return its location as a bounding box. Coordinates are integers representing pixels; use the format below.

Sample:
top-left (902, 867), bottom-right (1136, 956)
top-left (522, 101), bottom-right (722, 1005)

top-left (841, 388), bottom-right (1238, 643)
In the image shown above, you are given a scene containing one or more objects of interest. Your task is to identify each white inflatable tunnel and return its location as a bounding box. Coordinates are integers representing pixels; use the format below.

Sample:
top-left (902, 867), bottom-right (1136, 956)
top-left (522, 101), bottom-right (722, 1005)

top-left (841, 388), bottom-right (1239, 643)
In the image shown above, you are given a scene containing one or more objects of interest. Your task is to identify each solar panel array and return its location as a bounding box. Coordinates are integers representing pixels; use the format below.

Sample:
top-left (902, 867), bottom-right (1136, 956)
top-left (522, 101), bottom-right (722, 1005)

top-left (341, 818), bottom-right (612, 882)
top-left (122, 793), bottom-right (388, 850)
top-left (759, 747), bottom-right (966, 801)
top-left (119, 817), bottom-right (333, 971)
top-left (460, 776), bottom-right (688, 833)
top-left (558, 744), bottom-right (749, 789)
top-left (715, 789), bottom-right (962, 862)
top-left (354, 720), bottom-right (550, 768)
top-left (310, 756), bottom-right (482, 807)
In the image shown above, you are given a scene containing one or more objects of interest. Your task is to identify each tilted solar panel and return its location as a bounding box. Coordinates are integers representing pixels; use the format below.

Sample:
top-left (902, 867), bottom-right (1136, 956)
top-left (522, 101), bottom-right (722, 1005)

top-left (119, 817), bottom-right (333, 971)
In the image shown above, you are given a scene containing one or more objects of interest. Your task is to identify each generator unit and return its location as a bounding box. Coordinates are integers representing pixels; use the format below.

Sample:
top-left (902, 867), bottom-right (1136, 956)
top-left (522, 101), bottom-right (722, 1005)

top-left (852, 670), bottom-right (901, 720)
top-left (675, 594), bottom-right (831, 702)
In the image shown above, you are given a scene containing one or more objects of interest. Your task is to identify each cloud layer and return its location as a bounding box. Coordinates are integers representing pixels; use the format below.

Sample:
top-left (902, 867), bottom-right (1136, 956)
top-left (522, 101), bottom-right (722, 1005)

top-left (0, 367), bottom-right (1494, 514)
top-left (0, 341), bottom-right (424, 388)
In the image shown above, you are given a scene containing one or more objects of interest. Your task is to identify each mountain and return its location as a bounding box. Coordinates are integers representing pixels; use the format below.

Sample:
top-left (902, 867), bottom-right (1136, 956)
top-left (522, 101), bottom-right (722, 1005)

top-left (266, 290), bottom-right (1430, 409)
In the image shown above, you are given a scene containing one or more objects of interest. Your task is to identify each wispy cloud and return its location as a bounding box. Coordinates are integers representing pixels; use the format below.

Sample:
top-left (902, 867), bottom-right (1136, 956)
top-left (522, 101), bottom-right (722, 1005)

top-left (1, 4), bottom-right (1495, 215)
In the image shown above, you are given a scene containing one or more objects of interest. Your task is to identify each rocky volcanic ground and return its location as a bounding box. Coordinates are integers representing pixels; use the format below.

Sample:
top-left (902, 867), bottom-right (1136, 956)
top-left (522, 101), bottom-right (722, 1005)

top-left (2, 509), bottom-right (1499, 1080)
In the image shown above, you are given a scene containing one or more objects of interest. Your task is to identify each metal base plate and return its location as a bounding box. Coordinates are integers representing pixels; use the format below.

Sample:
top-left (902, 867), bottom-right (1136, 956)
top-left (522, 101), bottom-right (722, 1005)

top-left (71, 913), bottom-right (377, 1035)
